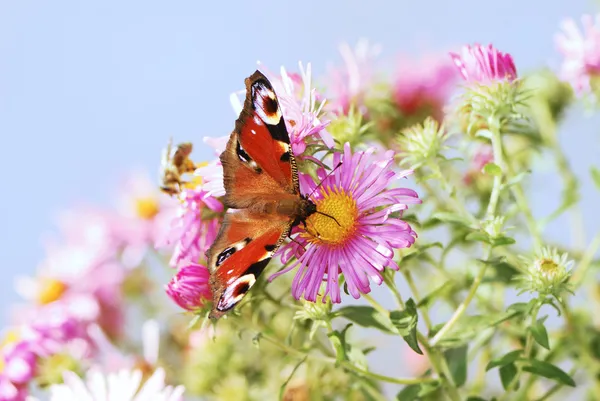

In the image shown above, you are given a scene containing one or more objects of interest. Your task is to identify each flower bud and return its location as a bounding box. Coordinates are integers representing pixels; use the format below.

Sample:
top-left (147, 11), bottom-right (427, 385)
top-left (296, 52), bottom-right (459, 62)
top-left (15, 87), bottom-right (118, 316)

top-left (517, 247), bottom-right (573, 298)
top-left (165, 263), bottom-right (212, 312)
top-left (398, 117), bottom-right (447, 168)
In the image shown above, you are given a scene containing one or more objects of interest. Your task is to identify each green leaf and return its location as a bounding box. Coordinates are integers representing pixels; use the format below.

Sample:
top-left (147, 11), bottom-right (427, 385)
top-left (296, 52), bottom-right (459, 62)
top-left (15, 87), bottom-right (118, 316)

top-left (591, 166), bottom-right (600, 190)
top-left (328, 324), bottom-right (352, 363)
top-left (444, 345), bottom-right (468, 387)
top-left (396, 381), bottom-right (441, 401)
top-left (507, 301), bottom-right (534, 315)
top-left (336, 306), bottom-right (396, 334)
top-left (396, 385), bottom-right (421, 401)
top-left (390, 299), bottom-right (422, 354)
top-left (530, 320), bottom-right (550, 350)
top-left (499, 363), bottom-right (517, 390)
top-left (431, 212), bottom-right (474, 228)
top-left (465, 231), bottom-right (491, 244)
top-left (483, 162), bottom-right (502, 176)
top-left (492, 236), bottom-right (516, 247)
top-left (486, 350), bottom-right (523, 371)
top-left (466, 397), bottom-right (488, 401)
top-left (522, 359), bottom-right (576, 387)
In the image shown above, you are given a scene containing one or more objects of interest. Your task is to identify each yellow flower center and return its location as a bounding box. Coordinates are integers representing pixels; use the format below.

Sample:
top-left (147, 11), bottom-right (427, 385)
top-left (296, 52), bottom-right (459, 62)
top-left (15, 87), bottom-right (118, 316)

top-left (537, 258), bottom-right (559, 278)
top-left (135, 197), bottom-right (160, 220)
top-left (303, 187), bottom-right (358, 246)
top-left (37, 278), bottom-right (67, 305)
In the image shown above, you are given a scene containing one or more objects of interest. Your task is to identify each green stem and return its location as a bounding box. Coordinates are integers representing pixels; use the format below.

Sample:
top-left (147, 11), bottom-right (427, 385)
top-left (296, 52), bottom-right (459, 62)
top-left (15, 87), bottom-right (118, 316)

top-left (260, 332), bottom-right (435, 386)
top-left (403, 270), bottom-right (433, 331)
top-left (429, 253), bottom-right (491, 347)
top-left (570, 233), bottom-right (600, 288)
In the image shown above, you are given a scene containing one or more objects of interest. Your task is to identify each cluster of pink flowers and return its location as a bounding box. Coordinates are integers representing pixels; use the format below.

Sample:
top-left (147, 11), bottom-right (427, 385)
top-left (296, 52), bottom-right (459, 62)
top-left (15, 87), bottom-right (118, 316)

top-left (1, 173), bottom-right (180, 400)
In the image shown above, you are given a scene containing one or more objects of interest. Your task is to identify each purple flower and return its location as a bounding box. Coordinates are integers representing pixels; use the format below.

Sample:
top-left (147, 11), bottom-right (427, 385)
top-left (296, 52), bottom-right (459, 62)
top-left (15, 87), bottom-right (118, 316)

top-left (450, 44), bottom-right (517, 84)
top-left (165, 263), bottom-right (212, 311)
top-left (555, 14), bottom-right (600, 94)
top-left (272, 143), bottom-right (421, 303)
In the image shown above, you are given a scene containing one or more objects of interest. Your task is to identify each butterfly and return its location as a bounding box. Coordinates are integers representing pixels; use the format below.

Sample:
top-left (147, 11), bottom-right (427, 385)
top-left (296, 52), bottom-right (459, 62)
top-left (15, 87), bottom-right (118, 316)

top-left (205, 70), bottom-right (318, 319)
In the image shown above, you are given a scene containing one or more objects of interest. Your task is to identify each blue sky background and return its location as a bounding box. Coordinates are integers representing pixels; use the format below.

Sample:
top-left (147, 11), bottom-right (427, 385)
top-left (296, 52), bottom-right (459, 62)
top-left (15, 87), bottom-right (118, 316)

top-left (0, 0), bottom-right (598, 365)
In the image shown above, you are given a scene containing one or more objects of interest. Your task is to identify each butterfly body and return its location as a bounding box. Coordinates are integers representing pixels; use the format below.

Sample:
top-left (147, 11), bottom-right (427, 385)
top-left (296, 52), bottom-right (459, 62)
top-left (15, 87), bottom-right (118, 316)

top-left (206, 71), bottom-right (316, 319)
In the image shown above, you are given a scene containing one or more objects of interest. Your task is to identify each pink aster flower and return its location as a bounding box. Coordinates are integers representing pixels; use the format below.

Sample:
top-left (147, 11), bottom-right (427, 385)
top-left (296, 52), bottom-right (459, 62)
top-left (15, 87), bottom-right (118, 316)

top-left (0, 341), bottom-right (36, 385)
top-left (555, 14), bottom-right (600, 94)
top-left (165, 263), bottom-right (212, 311)
top-left (272, 143), bottom-right (421, 303)
top-left (158, 188), bottom-right (222, 268)
top-left (0, 376), bottom-right (27, 401)
top-left (326, 39), bottom-right (382, 115)
top-left (231, 62), bottom-right (334, 156)
top-left (450, 43), bottom-right (517, 84)
top-left (393, 53), bottom-right (458, 122)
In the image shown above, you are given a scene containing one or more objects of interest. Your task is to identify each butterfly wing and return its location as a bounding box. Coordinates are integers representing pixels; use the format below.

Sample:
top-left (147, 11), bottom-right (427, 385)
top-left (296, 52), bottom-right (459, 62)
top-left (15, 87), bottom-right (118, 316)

top-left (220, 70), bottom-right (300, 210)
top-left (206, 210), bottom-right (291, 319)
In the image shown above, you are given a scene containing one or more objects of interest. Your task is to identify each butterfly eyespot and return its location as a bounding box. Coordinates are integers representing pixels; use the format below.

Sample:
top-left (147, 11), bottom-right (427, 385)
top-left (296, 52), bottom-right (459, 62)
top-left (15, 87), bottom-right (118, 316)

top-left (216, 247), bottom-right (236, 267)
top-left (217, 274), bottom-right (257, 312)
top-left (252, 82), bottom-right (282, 126)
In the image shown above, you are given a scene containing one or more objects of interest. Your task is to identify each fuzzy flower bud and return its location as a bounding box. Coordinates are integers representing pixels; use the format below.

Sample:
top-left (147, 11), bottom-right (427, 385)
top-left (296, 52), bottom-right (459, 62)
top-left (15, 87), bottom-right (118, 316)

top-left (517, 247), bottom-right (573, 298)
top-left (450, 44), bottom-right (526, 136)
top-left (165, 263), bottom-right (212, 312)
top-left (398, 117), bottom-right (447, 168)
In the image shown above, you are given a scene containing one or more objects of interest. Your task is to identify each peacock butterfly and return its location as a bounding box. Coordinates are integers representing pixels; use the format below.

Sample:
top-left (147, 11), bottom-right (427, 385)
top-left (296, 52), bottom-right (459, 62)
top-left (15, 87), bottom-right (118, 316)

top-left (206, 70), bottom-right (317, 319)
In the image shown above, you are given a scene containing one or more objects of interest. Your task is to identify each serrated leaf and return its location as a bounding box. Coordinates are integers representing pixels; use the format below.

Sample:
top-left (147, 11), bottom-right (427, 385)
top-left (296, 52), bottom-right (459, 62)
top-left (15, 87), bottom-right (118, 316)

top-left (444, 345), bottom-right (468, 387)
top-left (499, 363), bottom-right (517, 390)
top-left (431, 212), bottom-right (474, 227)
top-left (390, 299), bottom-right (422, 354)
top-left (591, 167), bottom-right (600, 190)
top-left (336, 306), bottom-right (396, 334)
top-left (486, 350), bottom-right (523, 371)
top-left (530, 320), bottom-right (550, 350)
top-left (522, 359), bottom-right (576, 387)
top-left (483, 162), bottom-right (502, 176)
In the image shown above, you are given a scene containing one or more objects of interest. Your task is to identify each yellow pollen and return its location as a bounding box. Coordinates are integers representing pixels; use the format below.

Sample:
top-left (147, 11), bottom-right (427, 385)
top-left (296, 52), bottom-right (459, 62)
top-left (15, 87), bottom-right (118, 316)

top-left (537, 258), bottom-right (559, 277)
top-left (37, 278), bottom-right (67, 305)
top-left (135, 197), bottom-right (160, 220)
top-left (303, 187), bottom-right (358, 246)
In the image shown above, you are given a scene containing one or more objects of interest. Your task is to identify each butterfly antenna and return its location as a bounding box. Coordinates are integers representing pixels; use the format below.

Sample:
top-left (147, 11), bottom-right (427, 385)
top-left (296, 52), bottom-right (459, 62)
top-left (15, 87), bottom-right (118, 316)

top-left (307, 161), bottom-right (343, 200)
top-left (314, 210), bottom-right (341, 227)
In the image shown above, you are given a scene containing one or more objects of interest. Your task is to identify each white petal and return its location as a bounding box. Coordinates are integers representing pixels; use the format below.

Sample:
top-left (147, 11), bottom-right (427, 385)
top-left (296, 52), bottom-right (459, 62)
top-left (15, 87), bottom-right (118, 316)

top-left (142, 320), bottom-right (160, 366)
